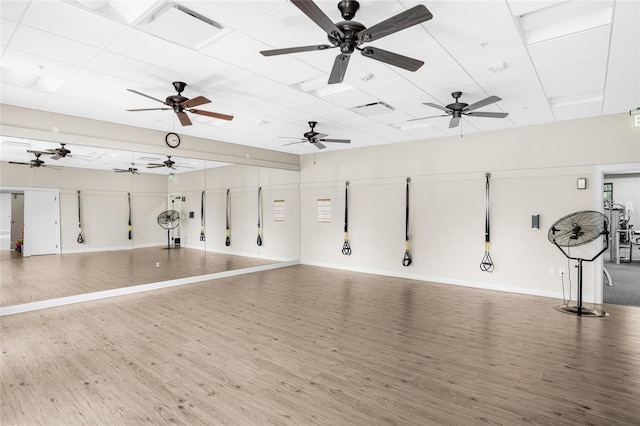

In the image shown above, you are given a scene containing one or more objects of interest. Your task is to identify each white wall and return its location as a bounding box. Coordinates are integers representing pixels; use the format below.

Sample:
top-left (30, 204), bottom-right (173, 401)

top-left (299, 113), bottom-right (640, 303)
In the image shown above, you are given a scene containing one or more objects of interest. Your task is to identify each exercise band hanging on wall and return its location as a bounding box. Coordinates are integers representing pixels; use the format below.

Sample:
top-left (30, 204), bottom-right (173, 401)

top-left (480, 172), bottom-right (494, 272)
top-left (127, 192), bottom-right (132, 240)
top-left (225, 188), bottom-right (231, 246)
top-left (77, 190), bottom-right (84, 244)
top-left (257, 186), bottom-right (263, 246)
top-left (342, 181), bottom-right (351, 255)
top-left (200, 190), bottom-right (206, 242)
top-left (402, 177), bottom-right (412, 267)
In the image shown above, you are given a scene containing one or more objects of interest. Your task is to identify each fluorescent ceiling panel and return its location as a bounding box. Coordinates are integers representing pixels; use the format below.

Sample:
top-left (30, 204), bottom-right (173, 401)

top-left (518, 0), bottom-right (613, 44)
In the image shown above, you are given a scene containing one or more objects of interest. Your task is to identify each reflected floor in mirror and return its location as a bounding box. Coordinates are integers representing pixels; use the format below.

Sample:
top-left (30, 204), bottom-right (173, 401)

top-left (0, 248), bottom-right (277, 307)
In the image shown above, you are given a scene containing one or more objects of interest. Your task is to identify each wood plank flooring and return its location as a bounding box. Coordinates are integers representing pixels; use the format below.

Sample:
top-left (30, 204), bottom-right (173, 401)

top-left (1, 265), bottom-right (639, 425)
top-left (0, 248), bottom-right (276, 307)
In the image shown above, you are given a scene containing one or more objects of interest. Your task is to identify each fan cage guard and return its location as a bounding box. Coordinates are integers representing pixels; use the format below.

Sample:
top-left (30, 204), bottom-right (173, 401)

top-left (157, 210), bottom-right (181, 249)
top-left (548, 210), bottom-right (609, 317)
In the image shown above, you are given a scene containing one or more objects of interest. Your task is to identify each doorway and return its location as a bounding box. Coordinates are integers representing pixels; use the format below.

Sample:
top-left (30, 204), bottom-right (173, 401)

top-left (602, 172), bottom-right (640, 306)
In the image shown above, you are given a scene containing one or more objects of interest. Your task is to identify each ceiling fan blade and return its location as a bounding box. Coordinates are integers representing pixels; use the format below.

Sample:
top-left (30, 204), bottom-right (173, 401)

top-left (466, 111), bottom-right (509, 118)
top-left (465, 95), bottom-right (502, 111)
top-left (328, 54), bottom-right (350, 84)
top-left (189, 109), bottom-right (234, 121)
top-left (261, 44), bottom-right (334, 56)
top-left (126, 89), bottom-right (166, 104)
top-left (146, 163), bottom-right (165, 168)
top-left (283, 140), bottom-right (306, 146)
top-left (314, 133), bottom-right (328, 139)
top-left (26, 149), bottom-right (50, 155)
top-left (313, 141), bottom-right (327, 149)
top-left (422, 102), bottom-right (450, 112)
top-left (278, 136), bottom-right (306, 140)
top-left (126, 108), bottom-right (172, 112)
top-left (360, 47), bottom-right (423, 71)
top-left (291, 0), bottom-right (345, 39)
top-left (8, 161), bottom-right (30, 166)
top-left (182, 96), bottom-right (210, 108)
top-left (176, 111), bottom-right (192, 126)
top-left (319, 138), bottom-right (351, 143)
top-left (449, 116), bottom-right (461, 128)
top-left (359, 5), bottom-right (433, 43)
top-left (407, 114), bottom-right (450, 122)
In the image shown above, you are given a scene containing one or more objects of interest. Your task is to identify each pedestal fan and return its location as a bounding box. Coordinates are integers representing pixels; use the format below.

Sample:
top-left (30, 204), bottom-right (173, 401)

top-left (157, 210), bottom-right (180, 250)
top-left (548, 210), bottom-right (609, 317)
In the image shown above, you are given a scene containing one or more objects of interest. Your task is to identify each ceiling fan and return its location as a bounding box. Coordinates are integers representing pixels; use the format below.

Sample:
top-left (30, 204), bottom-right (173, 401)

top-left (410, 92), bottom-right (509, 128)
top-left (280, 121), bottom-right (351, 150)
top-left (146, 155), bottom-right (193, 170)
top-left (9, 152), bottom-right (59, 168)
top-left (260, 0), bottom-right (433, 84)
top-left (113, 164), bottom-right (140, 174)
top-left (126, 81), bottom-right (234, 126)
top-left (28, 143), bottom-right (72, 160)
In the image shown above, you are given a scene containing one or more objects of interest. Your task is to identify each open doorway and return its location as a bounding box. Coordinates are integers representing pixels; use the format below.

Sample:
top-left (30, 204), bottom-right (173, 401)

top-left (600, 170), bottom-right (640, 307)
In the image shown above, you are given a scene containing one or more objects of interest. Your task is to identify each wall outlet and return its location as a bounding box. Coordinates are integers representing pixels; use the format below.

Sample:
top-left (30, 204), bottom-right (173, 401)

top-left (559, 268), bottom-right (566, 276)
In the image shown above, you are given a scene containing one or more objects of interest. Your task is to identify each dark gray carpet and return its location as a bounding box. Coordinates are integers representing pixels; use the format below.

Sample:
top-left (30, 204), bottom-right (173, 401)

top-left (603, 259), bottom-right (640, 307)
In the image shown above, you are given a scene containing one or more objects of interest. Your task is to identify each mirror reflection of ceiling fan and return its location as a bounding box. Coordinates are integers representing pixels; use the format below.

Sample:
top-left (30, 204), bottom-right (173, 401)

top-left (8, 152), bottom-right (60, 169)
top-left (410, 92), bottom-right (509, 128)
top-left (28, 142), bottom-right (72, 160)
top-left (146, 155), bottom-right (194, 170)
top-left (126, 81), bottom-right (234, 126)
top-left (260, 0), bottom-right (433, 84)
top-left (279, 121), bottom-right (351, 150)
top-left (113, 164), bottom-right (141, 174)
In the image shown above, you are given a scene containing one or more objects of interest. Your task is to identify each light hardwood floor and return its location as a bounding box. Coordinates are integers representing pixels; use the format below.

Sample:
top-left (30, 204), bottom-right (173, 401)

top-left (0, 248), bottom-right (277, 307)
top-left (1, 265), bottom-right (639, 425)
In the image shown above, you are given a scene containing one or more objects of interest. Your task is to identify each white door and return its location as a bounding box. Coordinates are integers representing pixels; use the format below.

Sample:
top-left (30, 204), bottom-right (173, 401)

top-left (24, 189), bottom-right (60, 257)
top-left (0, 193), bottom-right (11, 250)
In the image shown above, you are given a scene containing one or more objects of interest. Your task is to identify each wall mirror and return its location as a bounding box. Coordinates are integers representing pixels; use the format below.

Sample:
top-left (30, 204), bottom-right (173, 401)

top-left (0, 136), bottom-right (300, 308)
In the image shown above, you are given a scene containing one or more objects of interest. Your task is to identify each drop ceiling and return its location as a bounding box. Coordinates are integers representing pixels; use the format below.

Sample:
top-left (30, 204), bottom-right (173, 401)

top-left (1, 0), bottom-right (638, 156)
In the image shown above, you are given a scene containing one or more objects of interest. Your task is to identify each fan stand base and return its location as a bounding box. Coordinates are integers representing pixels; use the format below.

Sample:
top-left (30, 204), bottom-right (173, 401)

top-left (553, 304), bottom-right (608, 317)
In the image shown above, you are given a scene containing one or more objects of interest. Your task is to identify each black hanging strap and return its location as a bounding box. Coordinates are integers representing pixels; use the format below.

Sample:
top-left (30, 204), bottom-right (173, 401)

top-left (225, 189), bottom-right (231, 246)
top-left (402, 178), bottom-right (412, 267)
top-left (77, 190), bottom-right (84, 244)
top-left (127, 192), bottom-right (132, 240)
top-left (257, 187), bottom-right (263, 246)
top-left (200, 190), bottom-right (206, 242)
top-left (342, 181), bottom-right (351, 255)
top-left (480, 173), bottom-right (494, 272)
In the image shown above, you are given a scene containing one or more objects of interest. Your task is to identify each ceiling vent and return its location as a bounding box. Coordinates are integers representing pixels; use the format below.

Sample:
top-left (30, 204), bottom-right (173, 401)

top-left (350, 101), bottom-right (395, 116)
top-left (136, 3), bottom-right (226, 49)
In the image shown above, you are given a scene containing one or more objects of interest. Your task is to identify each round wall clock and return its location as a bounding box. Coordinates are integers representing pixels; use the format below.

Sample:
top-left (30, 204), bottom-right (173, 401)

top-left (165, 132), bottom-right (180, 148)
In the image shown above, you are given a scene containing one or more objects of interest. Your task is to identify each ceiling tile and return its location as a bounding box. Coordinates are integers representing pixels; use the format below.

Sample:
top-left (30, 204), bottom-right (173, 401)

top-left (21, 0), bottom-right (126, 48)
top-left (544, 72), bottom-right (606, 98)
top-left (359, 77), bottom-right (422, 102)
top-left (199, 31), bottom-right (272, 69)
top-left (85, 51), bottom-right (164, 83)
top-left (107, 28), bottom-right (192, 69)
top-left (553, 101), bottom-right (603, 122)
top-left (425, 1), bottom-right (513, 40)
top-left (182, 1), bottom-right (287, 30)
top-left (0, 83), bottom-right (51, 108)
top-left (8, 25), bottom-right (100, 66)
top-left (528, 25), bottom-right (611, 68)
top-left (1, 18), bottom-right (17, 48)
top-left (154, 53), bottom-right (244, 88)
top-left (610, 17), bottom-right (639, 52)
top-left (0, 1), bottom-right (28, 22)
top-left (405, 63), bottom-right (472, 91)
top-left (257, 56), bottom-right (326, 86)
top-left (323, 88), bottom-right (378, 108)
top-left (460, 47), bottom-right (533, 82)
top-left (1, 48), bottom-right (81, 81)
top-left (475, 68), bottom-right (541, 97)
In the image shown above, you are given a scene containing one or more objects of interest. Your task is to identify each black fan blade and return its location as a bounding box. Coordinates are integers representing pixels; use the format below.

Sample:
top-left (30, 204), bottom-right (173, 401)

top-left (8, 161), bottom-right (31, 166)
top-left (182, 96), bottom-right (210, 108)
top-left (147, 163), bottom-right (165, 168)
top-left (360, 47), bottom-right (423, 71)
top-left (126, 89), bottom-right (166, 104)
top-left (329, 54), bottom-right (351, 84)
top-left (359, 5), bottom-right (433, 43)
top-left (291, 0), bottom-right (345, 38)
top-left (176, 111), bottom-right (192, 126)
top-left (50, 154), bottom-right (62, 160)
top-left (465, 96), bottom-right (501, 111)
top-left (466, 111), bottom-right (509, 118)
top-left (407, 114), bottom-right (450, 122)
top-left (422, 102), bottom-right (450, 112)
top-left (313, 141), bottom-right (327, 149)
top-left (319, 138), bottom-right (350, 143)
top-left (449, 116), bottom-right (460, 128)
top-left (189, 109), bottom-right (234, 121)
top-left (126, 108), bottom-right (172, 112)
top-left (261, 44), bottom-right (334, 56)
